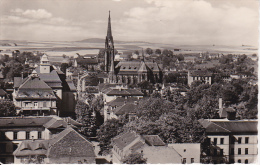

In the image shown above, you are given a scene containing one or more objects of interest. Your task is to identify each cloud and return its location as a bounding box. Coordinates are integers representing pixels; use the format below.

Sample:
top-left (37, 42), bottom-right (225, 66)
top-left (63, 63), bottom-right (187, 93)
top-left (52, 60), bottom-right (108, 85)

top-left (115, 0), bottom-right (258, 46)
top-left (11, 8), bottom-right (52, 19)
top-left (22, 9), bottom-right (52, 19)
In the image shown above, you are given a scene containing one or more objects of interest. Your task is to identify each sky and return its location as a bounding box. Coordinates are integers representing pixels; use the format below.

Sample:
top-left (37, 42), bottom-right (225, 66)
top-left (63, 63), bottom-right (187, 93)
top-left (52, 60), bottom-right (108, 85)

top-left (0, 0), bottom-right (259, 46)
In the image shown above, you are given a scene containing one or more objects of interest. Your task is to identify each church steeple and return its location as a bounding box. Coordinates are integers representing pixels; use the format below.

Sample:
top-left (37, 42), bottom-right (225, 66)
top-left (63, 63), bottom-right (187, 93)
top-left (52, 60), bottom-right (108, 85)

top-left (104, 11), bottom-right (115, 73)
top-left (107, 11), bottom-right (112, 38)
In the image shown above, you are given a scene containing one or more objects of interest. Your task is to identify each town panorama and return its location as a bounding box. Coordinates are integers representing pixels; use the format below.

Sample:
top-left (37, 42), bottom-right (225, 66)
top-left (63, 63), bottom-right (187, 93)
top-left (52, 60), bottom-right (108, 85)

top-left (0, 0), bottom-right (258, 164)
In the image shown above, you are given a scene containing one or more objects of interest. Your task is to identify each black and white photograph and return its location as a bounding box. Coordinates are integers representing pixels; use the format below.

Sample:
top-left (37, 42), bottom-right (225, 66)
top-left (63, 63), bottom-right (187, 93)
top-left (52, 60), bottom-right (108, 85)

top-left (0, 0), bottom-right (258, 164)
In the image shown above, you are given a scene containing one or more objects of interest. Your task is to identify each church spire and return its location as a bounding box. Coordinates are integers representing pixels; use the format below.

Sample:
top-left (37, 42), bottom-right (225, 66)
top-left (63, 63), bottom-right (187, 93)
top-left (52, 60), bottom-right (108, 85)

top-left (107, 10), bottom-right (112, 38)
top-left (105, 11), bottom-right (115, 73)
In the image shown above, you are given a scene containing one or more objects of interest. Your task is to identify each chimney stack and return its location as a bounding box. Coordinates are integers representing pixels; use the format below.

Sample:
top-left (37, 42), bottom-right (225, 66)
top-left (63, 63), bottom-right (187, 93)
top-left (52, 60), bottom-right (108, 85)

top-left (219, 98), bottom-right (223, 109)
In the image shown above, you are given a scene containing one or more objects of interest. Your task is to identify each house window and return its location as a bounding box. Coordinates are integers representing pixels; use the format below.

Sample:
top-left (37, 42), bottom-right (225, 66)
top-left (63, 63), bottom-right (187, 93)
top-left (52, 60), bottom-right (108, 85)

top-left (183, 158), bottom-right (186, 164)
top-left (38, 131), bottom-right (42, 139)
top-left (220, 138), bottom-right (224, 144)
top-left (238, 148), bottom-right (241, 155)
top-left (13, 132), bottom-right (18, 140)
top-left (26, 132), bottom-right (30, 139)
top-left (245, 159), bottom-right (248, 164)
top-left (184, 149), bottom-right (186, 152)
top-left (43, 101), bottom-right (47, 107)
top-left (214, 138), bottom-right (217, 145)
top-left (245, 148), bottom-right (248, 155)
top-left (230, 148), bottom-right (234, 155)
top-left (245, 137), bottom-right (249, 144)
top-left (238, 137), bottom-right (242, 144)
top-left (34, 102), bottom-right (38, 107)
top-left (191, 158), bottom-right (194, 163)
top-left (238, 159), bottom-right (241, 163)
top-left (220, 149), bottom-right (223, 156)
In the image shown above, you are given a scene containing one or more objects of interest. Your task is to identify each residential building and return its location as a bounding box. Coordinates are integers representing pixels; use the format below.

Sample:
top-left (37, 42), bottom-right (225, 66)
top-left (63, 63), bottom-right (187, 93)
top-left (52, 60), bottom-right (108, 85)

top-left (187, 70), bottom-right (212, 86)
top-left (0, 116), bottom-right (82, 164)
top-left (74, 56), bottom-right (99, 71)
top-left (13, 127), bottom-right (96, 164)
top-left (199, 117), bottom-right (258, 164)
top-left (13, 54), bottom-right (77, 116)
top-left (112, 131), bottom-right (182, 164)
top-left (168, 143), bottom-right (201, 164)
top-left (101, 85), bottom-right (143, 103)
top-left (13, 75), bottom-right (57, 115)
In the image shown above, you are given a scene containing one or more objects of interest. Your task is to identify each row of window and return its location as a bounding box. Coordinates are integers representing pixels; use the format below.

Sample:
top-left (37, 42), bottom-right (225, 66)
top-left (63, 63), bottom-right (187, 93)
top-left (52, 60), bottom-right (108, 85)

top-left (231, 137), bottom-right (249, 144)
top-left (230, 159), bottom-right (249, 164)
top-left (0, 131), bottom-right (42, 140)
top-left (182, 158), bottom-right (194, 164)
top-left (230, 148), bottom-right (249, 155)
top-left (209, 137), bottom-right (250, 145)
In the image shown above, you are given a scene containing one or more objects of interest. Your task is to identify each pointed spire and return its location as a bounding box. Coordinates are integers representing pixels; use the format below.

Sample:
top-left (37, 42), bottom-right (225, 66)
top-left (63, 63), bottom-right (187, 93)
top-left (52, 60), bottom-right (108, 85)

top-left (142, 48), bottom-right (145, 61)
top-left (107, 10), bottom-right (112, 38)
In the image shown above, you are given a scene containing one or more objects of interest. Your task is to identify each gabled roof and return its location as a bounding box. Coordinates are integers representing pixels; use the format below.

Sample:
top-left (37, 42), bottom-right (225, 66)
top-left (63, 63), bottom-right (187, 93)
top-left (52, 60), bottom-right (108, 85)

top-left (19, 77), bottom-right (52, 90)
top-left (199, 119), bottom-right (258, 133)
top-left (113, 103), bottom-right (138, 115)
top-left (35, 66), bottom-right (62, 83)
top-left (113, 131), bottom-right (139, 150)
top-left (107, 97), bottom-right (139, 106)
top-left (47, 127), bottom-right (95, 158)
top-left (14, 140), bottom-right (49, 156)
top-left (14, 127), bottom-right (95, 159)
top-left (104, 88), bottom-right (144, 96)
top-left (0, 116), bottom-right (52, 128)
top-left (142, 135), bottom-right (165, 146)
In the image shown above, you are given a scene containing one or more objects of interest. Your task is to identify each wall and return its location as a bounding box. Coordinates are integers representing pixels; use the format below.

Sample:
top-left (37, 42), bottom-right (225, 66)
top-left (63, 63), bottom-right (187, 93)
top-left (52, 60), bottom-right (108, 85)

top-left (168, 143), bottom-right (201, 163)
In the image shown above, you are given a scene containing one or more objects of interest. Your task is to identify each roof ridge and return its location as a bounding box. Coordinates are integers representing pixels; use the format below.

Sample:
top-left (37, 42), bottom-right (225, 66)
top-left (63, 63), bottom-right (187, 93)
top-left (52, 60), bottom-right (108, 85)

top-left (211, 122), bottom-right (231, 132)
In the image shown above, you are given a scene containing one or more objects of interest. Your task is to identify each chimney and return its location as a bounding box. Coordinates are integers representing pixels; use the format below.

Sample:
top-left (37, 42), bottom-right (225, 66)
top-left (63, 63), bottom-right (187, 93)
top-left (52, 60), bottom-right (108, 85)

top-left (21, 72), bottom-right (24, 80)
top-left (219, 98), bottom-right (223, 109)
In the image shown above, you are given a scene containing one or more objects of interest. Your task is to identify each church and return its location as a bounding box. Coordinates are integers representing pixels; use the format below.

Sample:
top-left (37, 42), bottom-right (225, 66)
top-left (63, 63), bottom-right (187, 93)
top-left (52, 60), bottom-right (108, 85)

top-left (104, 12), bottom-right (163, 84)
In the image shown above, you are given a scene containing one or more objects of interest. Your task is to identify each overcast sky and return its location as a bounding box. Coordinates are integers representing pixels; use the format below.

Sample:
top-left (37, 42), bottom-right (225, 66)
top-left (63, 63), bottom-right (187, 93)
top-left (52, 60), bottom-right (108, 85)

top-left (0, 0), bottom-right (258, 46)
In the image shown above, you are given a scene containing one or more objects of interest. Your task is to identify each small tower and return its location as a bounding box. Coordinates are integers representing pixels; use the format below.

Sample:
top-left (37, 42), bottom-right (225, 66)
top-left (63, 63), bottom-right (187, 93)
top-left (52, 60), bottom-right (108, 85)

top-left (40, 54), bottom-right (51, 73)
top-left (105, 11), bottom-right (115, 73)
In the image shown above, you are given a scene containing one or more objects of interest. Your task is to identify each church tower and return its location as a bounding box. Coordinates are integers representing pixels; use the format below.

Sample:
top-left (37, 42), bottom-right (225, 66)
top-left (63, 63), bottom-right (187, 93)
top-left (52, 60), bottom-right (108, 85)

top-left (40, 54), bottom-right (51, 73)
top-left (104, 11), bottom-right (115, 73)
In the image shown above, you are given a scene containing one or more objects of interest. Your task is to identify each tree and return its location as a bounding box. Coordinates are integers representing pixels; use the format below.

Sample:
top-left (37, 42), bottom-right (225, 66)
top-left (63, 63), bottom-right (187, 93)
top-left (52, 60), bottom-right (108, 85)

top-left (0, 100), bottom-right (16, 116)
top-left (136, 98), bottom-right (176, 121)
top-left (122, 153), bottom-right (147, 164)
top-left (155, 49), bottom-right (161, 55)
top-left (134, 50), bottom-right (139, 55)
top-left (177, 54), bottom-right (184, 61)
top-left (145, 48), bottom-right (153, 55)
top-left (97, 118), bottom-right (125, 155)
top-left (75, 100), bottom-right (96, 136)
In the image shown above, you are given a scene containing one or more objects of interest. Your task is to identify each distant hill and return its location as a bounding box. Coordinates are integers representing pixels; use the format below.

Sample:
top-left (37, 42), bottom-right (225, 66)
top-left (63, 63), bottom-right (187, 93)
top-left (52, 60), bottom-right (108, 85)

top-left (78, 38), bottom-right (150, 44)
top-left (78, 38), bottom-right (105, 43)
